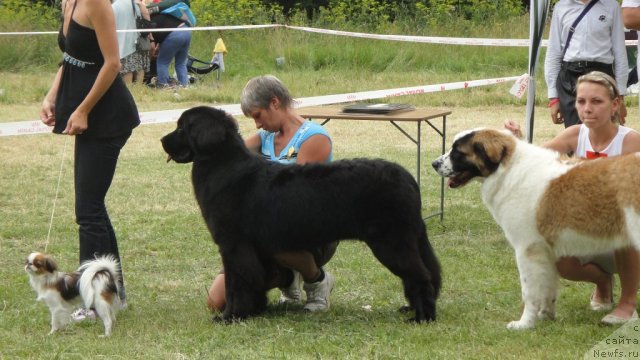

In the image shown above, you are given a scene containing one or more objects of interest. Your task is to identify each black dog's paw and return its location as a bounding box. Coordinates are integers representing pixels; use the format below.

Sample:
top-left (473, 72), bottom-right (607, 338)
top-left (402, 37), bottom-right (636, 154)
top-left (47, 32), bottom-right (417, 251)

top-left (405, 313), bottom-right (436, 324)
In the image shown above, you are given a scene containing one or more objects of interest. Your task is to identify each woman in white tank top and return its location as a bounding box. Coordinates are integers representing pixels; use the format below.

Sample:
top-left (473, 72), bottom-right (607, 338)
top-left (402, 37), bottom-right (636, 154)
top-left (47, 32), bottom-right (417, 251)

top-left (505, 71), bottom-right (640, 324)
top-left (575, 123), bottom-right (633, 158)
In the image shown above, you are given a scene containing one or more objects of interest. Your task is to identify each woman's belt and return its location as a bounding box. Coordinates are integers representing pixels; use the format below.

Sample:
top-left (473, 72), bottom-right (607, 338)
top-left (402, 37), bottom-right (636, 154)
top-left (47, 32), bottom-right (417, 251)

top-left (63, 52), bottom-right (96, 69)
top-left (561, 60), bottom-right (612, 71)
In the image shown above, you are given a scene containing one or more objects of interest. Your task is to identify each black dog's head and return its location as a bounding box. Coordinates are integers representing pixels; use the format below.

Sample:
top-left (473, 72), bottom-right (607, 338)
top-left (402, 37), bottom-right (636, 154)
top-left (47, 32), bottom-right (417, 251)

top-left (431, 128), bottom-right (516, 188)
top-left (161, 106), bottom-right (240, 163)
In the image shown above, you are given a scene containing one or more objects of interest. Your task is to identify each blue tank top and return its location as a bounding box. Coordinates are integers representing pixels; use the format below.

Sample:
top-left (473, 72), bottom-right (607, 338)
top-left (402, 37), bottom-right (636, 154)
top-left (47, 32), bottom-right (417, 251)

top-left (258, 121), bottom-right (332, 164)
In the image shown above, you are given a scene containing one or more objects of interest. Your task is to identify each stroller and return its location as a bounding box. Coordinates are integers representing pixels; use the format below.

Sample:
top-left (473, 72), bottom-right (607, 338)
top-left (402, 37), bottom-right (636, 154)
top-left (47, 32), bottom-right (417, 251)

top-left (144, 54), bottom-right (221, 86)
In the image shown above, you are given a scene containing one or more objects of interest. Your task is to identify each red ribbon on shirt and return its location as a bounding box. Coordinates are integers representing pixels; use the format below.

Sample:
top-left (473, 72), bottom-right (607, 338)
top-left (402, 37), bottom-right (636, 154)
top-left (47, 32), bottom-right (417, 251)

top-left (585, 150), bottom-right (608, 159)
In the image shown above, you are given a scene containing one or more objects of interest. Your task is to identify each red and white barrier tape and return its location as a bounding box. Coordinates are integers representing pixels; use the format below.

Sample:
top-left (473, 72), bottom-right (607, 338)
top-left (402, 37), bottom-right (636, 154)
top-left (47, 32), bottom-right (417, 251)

top-left (4, 24), bottom-right (639, 46)
top-left (287, 26), bottom-right (535, 47)
top-left (0, 76), bottom-right (518, 137)
top-left (0, 24), bottom-right (280, 36)
top-left (287, 25), bottom-right (640, 46)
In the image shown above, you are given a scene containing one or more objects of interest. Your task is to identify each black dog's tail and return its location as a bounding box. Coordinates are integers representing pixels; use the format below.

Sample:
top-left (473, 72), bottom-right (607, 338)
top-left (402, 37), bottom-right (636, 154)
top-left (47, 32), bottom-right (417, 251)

top-left (419, 225), bottom-right (441, 299)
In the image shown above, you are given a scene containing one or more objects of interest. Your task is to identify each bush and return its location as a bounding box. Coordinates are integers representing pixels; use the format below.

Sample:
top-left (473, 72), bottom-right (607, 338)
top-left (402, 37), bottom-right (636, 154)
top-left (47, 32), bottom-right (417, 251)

top-left (0, 0), bottom-right (530, 71)
top-left (190, 0), bottom-right (282, 26)
top-left (0, 0), bottom-right (61, 71)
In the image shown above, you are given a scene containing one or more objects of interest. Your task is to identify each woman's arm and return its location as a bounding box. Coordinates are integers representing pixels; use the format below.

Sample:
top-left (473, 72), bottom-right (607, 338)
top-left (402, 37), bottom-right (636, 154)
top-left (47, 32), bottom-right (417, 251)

top-left (541, 125), bottom-right (580, 154)
top-left (622, 6), bottom-right (640, 30)
top-left (136, 0), bottom-right (151, 20)
top-left (296, 135), bottom-right (331, 164)
top-left (612, 5), bottom-right (630, 97)
top-left (41, 0), bottom-right (67, 126)
top-left (544, 7), bottom-right (563, 100)
top-left (64, 0), bottom-right (121, 135)
top-left (621, 130), bottom-right (640, 154)
top-left (503, 120), bottom-right (579, 154)
top-left (244, 133), bottom-right (261, 152)
top-left (40, 66), bottom-right (64, 126)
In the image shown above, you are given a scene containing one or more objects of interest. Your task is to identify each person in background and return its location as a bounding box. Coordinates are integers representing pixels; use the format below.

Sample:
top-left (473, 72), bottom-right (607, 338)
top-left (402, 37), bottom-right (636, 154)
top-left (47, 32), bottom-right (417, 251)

top-left (149, 10), bottom-right (191, 88)
top-left (40, 0), bottom-right (140, 320)
top-left (208, 75), bottom-right (338, 313)
top-left (623, 1), bottom-right (640, 92)
top-left (544, 0), bottom-right (628, 128)
top-left (505, 71), bottom-right (640, 325)
top-left (112, 0), bottom-right (151, 83)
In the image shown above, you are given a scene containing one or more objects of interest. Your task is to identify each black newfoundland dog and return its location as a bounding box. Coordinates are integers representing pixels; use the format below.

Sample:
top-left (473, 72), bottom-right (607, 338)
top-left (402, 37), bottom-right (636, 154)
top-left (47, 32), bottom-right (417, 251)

top-left (161, 106), bottom-right (441, 323)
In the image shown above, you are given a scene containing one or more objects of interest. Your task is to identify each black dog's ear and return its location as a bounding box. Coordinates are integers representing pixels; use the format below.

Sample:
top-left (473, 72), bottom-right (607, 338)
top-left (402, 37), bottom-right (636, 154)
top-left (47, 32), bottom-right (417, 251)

top-left (189, 107), bottom-right (239, 154)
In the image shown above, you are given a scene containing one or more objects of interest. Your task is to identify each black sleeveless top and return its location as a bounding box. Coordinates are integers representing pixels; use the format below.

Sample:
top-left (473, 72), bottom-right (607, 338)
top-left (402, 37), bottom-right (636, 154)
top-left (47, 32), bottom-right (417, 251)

top-left (55, 0), bottom-right (140, 138)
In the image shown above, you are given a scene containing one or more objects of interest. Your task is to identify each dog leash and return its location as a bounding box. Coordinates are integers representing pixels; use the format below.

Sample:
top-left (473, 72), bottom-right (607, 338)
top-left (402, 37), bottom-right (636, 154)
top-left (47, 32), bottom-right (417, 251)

top-left (44, 136), bottom-right (71, 253)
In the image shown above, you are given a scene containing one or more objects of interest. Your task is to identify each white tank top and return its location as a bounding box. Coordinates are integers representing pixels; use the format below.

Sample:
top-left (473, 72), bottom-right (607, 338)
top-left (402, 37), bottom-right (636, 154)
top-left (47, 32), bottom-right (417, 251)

top-left (575, 124), bottom-right (632, 159)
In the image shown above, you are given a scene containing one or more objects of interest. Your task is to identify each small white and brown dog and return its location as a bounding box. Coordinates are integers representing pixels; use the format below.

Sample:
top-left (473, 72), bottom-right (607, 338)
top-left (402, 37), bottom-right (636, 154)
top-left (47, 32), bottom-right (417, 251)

top-left (432, 128), bottom-right (640, 329)
top-left (25, 252), bottom-right (122, 336)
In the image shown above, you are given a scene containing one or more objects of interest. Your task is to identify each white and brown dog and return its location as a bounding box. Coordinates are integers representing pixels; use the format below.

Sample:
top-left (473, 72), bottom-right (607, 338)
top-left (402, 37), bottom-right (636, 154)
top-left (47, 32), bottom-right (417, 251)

top-left (25, 252), bottom-right (122, 336)
top-left (432, 128), bottom-right (640, 329)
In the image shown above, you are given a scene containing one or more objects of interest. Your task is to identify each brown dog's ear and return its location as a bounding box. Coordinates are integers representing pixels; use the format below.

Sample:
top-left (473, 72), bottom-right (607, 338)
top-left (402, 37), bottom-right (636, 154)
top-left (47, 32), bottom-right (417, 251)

top-left (471, 130), bottom-right (515, 175)
top-left (43, 256), bottom-right (58, 273)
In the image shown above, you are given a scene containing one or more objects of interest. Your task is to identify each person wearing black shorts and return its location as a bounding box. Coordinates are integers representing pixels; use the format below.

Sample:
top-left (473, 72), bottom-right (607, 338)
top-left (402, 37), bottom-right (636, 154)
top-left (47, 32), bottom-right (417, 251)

top-left (544, 0), bottom-right (629, 127)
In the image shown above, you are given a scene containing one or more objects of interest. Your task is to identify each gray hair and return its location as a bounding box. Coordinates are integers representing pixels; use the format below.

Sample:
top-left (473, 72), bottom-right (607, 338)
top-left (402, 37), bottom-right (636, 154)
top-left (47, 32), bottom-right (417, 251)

top-left (240, 75), bottom-right (293, 116)
top-left (576, 71), bottom-right (620, 123)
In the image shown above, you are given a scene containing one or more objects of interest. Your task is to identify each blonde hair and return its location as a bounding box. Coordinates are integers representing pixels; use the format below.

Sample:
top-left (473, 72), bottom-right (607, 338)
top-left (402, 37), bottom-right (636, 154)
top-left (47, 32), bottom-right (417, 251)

top-left (576, 71), bottom-right (620, 123)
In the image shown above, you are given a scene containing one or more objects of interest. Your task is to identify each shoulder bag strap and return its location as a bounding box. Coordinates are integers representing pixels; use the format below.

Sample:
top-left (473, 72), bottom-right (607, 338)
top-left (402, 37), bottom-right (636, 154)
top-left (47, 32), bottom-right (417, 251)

top-left (562, 0), bottom-right (599, 60)
top-left (131, 0), bottom-right (141, 19)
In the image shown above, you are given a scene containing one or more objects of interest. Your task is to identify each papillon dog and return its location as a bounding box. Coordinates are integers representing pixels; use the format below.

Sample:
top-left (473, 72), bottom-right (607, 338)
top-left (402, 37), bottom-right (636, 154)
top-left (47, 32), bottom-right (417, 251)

top-left (25, 252), bottom-right (122, 336)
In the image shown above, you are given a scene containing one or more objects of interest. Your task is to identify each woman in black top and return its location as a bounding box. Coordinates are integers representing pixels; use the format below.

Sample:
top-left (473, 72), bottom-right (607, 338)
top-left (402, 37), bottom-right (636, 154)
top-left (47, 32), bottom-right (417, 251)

top-left (40, 0), bottom-right (140, 319)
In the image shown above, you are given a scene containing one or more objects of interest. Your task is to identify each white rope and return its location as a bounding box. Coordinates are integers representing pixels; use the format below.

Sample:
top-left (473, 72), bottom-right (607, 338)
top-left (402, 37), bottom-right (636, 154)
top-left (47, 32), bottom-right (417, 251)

top-left (44, 136), bottom-right (70, 253)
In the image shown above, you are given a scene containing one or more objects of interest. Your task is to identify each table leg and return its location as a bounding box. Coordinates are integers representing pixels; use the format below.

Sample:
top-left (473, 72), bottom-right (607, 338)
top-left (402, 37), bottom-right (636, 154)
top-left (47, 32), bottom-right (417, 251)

top-left (422, 116), bottom-right (447, 221)
top-left (416, 120), bottom-right (421, 189)
top-left (439, 116), bottom-right (447, 221)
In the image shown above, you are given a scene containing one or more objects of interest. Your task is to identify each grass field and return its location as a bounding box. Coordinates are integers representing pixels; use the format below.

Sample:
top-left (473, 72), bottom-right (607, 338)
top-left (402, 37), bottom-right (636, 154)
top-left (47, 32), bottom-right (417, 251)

top-left (1, 27), bottom-right (640, 358)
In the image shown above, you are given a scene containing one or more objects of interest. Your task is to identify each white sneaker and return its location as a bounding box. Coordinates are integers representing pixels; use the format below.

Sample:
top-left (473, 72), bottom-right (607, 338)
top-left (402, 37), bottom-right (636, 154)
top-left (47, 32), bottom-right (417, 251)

top-left (278, 271), bottom-right (302, 305)
top-left (303, 271), bottom-right (334, 312)
top-left (71, 308), bottom-right (96, 322)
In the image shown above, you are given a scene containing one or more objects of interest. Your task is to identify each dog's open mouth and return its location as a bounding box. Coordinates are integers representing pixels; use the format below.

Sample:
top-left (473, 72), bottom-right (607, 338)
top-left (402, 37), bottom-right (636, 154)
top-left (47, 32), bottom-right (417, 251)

top-left (447, 172), bottom-right (473, 188)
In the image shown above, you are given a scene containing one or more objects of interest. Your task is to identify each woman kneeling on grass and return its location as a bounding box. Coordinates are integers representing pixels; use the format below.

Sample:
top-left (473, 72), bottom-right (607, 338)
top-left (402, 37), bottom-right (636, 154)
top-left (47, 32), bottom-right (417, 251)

top-left (505, 71), bottom-right (640, 325)
top-left (208, 75), bottom-right (338, 314)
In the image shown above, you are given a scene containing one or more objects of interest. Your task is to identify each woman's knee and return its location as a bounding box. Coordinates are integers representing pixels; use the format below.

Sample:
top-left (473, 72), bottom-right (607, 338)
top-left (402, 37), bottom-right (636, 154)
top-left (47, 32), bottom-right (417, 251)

top-left (208, 273), bottom-right (226, 312)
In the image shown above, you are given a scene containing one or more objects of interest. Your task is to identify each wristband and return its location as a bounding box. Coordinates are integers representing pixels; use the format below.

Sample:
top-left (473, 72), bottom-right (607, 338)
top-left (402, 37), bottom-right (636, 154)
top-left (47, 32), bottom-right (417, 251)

top-left (547, 98), bottom-right (560, 108)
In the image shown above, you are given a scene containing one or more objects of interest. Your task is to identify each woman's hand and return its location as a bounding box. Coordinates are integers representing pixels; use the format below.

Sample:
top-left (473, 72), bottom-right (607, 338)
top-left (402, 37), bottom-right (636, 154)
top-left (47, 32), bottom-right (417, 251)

top-left (549, 101), bottom-right (563, 125)
top-left (63, 109), bottom-right (89, 135)
top-left (40, 97), bottom-right (56, 126)
top-left (503, 120), bottom-right (523, 139)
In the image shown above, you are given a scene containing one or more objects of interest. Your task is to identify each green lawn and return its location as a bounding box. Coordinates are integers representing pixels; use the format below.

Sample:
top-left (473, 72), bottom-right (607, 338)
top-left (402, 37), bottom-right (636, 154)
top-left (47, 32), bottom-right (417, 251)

top-left (2, 76), bottom-right (638, 358)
